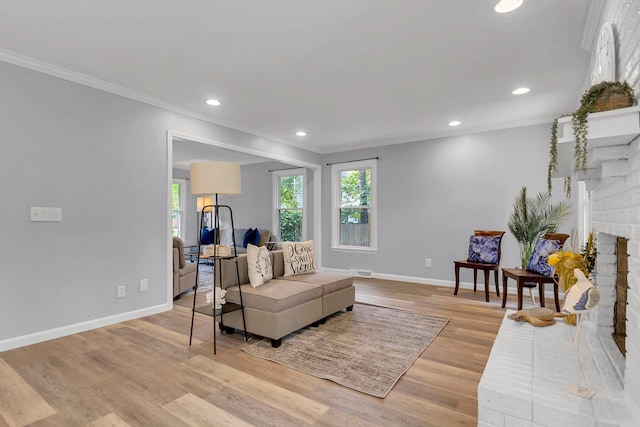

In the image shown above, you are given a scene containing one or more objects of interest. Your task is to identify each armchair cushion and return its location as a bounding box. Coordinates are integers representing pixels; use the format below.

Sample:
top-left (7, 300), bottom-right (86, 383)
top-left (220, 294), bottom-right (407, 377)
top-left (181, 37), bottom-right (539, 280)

top-left (172, 237), bottom-right (185, 268)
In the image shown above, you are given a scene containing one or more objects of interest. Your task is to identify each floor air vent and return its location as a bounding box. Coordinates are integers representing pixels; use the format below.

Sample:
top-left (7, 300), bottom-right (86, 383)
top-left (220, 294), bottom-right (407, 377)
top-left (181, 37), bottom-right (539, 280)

top-left (349, 269), bottom-right (373, 278)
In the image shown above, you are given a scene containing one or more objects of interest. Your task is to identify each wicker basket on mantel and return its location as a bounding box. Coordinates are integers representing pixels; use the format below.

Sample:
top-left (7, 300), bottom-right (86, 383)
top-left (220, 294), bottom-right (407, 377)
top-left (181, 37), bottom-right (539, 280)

top-left (591, 90), bottom-right (634, 113)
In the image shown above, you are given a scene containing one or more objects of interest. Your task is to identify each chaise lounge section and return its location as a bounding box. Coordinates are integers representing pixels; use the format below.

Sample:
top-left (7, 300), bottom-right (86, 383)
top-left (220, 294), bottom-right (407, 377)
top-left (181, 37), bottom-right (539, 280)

top-left (218, 250), bottom-right (355, 347)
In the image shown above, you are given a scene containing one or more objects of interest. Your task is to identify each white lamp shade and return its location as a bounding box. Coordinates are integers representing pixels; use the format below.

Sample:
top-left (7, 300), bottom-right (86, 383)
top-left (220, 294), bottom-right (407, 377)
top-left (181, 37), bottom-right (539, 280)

top-left (196, 197), bottom-right (213, 212)
top-left (190, 162), bottom-right (242, 196)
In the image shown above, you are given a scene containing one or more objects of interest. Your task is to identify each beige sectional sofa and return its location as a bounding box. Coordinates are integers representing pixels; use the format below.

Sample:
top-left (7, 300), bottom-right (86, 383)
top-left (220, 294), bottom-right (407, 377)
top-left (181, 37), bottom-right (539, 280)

top-left (218, 249), bottom-right (355, 347)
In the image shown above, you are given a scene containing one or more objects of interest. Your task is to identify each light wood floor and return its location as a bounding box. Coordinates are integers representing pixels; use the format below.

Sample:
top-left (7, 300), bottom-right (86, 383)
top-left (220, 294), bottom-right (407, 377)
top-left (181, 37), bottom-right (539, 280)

top-left (0, 279), bottom-right (542, 426)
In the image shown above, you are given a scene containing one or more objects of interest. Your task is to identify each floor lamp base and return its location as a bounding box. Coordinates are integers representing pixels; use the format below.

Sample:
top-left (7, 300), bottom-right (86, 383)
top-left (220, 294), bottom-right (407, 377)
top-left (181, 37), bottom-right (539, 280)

top-left (565, 384), bottom-right (596, 399)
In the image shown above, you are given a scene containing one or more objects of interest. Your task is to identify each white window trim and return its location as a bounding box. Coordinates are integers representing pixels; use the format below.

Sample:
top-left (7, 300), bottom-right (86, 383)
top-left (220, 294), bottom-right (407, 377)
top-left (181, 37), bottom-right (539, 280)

top-left (272, 168), bottom-right (307, 242)
top-left (172, 178), bottom-right (187, 240)
top-left (331, 159), bottom-right (377, 252)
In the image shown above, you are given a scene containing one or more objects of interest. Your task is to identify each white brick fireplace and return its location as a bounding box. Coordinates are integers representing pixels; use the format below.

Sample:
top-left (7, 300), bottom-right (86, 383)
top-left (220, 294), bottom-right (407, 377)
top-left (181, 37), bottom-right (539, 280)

top-left (479, 2), bottom-right (640, 424)
top-left (590, 133), bottom-right (640, 426)
top-left (478, 110), bottom-right (640, 427)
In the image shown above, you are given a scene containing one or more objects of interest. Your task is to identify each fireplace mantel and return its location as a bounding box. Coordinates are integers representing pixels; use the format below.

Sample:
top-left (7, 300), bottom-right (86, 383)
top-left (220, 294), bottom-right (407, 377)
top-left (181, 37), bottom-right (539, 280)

top-left (551, 106), bottom-right (640, 184)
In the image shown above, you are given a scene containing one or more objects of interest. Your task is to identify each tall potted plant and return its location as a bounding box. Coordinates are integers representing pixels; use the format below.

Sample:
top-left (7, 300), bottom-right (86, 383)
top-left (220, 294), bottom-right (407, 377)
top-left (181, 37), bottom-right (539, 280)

top-left (507, 187), bottom-right (572, 269)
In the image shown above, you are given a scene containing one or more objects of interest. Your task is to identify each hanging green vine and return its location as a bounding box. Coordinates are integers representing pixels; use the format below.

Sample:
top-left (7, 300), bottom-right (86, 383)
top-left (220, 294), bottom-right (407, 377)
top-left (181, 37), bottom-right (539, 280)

top-left (548, 117), bottom-right (559, 194)
top-left (548, 114), bottom-right (571, 198)
top-left (564, 176), bottom-right (572, 200)
top-left (571, 110), bottom-right (589, 172)
top-left (548, 81), bottom-right (634, 199)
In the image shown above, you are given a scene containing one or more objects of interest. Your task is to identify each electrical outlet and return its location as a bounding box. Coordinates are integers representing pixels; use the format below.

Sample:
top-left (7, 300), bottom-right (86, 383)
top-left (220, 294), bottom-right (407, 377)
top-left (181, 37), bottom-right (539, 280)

top-left (140, 279), bottom-right (148, 292)
top-left (117, 285), bottom-right (126, 298)
top-left (425, 258), bottom-right (432, 268)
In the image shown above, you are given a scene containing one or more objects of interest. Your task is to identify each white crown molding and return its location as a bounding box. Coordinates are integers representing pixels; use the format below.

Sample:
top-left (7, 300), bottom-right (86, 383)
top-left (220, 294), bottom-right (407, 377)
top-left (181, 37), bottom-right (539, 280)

top-left (581, 0), bottom-right (606, 51)
top-left (0, 48), bottom-right (322, 154)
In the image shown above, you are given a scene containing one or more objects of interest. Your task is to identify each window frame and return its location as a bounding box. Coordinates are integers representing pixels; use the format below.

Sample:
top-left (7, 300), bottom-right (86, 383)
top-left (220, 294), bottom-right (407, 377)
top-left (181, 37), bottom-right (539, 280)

top-left (331, 159), bottom-right (377, 252)
top-left (272, 168), bottom-right (307, 242)
top-left (171, 178), bottom-right (187, 240)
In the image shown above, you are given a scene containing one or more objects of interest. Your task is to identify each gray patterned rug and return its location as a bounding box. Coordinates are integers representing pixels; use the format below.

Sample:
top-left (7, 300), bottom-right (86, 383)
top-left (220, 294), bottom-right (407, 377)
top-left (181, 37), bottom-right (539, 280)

top-left (243, 303), bottom-right (449, 398)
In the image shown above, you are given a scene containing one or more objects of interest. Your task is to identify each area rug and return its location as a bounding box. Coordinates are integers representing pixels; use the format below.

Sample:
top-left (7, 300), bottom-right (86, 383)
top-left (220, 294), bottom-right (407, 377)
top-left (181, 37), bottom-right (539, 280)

top-left (243, 303), bottom-right (449, 398)
top-left (196, 265), bottom-right (213, 291)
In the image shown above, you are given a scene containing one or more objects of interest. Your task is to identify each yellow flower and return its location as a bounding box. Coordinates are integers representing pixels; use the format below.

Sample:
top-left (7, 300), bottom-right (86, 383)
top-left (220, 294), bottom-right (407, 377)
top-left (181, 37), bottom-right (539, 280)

top-left (548, 253), bottom-right (560, 266)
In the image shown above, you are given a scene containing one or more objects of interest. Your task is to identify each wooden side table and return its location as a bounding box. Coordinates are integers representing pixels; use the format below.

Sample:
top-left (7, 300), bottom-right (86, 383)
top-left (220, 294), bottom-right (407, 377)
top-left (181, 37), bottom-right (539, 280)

top-left (501, 268), bottom-right (561, 311)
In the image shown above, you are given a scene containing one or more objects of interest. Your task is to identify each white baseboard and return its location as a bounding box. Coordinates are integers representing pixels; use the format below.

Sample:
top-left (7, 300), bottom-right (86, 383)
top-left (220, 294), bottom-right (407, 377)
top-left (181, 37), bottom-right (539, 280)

top-left (320, 267), bottom-right (561, 299)
top-left (321, 267), bottom-right (455, 287)
top-left (0, 302), bottom-right (172, 353)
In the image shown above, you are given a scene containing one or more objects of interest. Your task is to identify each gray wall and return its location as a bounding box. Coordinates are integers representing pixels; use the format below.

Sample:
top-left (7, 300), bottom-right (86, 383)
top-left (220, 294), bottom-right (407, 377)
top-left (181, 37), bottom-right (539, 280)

top-left (0, 56), bottom-right (578, 348)
top-left (0, 60), bottom-right (319, 345)
top-left (231, 162), bottom-right (282, 232)
top-left (321, 125), bottom-right (579, 283)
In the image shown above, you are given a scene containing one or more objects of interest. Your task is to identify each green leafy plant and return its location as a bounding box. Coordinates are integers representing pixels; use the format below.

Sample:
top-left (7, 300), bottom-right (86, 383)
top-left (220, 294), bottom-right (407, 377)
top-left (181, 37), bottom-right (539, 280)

top-left (548, 81), bottom-right (634, 198)
top-left (507, 187), bottom-right (572, 269)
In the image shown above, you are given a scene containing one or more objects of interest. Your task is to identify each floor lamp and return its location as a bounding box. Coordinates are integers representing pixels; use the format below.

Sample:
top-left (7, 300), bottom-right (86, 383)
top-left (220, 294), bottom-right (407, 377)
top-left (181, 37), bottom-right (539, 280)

top-left (188, 161), bottom-right (248, 353)
top-left (196, 196), bottom-right (213, 231)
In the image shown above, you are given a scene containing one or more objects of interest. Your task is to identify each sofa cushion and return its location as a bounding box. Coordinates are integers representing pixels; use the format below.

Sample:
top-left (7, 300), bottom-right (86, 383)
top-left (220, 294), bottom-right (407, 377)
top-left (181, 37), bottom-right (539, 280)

top-left (280, 272), bottom-right (353, 295)
top-left (225, 279), bottom-right (321, 312)
top-left (247, 244), bottom-right (273, 288)
top-left (272, 250), bottom-right (285, 278)
top-left (282, 240), bottom-right (317, 277)
top-left (258, 230), bottom-right (271, 247)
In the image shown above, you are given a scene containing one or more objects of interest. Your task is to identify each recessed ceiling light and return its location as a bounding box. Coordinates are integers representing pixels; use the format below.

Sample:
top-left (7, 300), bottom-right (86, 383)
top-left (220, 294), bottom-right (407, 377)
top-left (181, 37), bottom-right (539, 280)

top-left (206, 99), bottom-right (221, 106)
top-left (448, 121), bottom-right (461, 127)
top-left (512, 87), bottom-right (530, 95)
top-left (495, 0), bottom-right (523, 13)
top-left (296, 131), bottom-right (307, 137)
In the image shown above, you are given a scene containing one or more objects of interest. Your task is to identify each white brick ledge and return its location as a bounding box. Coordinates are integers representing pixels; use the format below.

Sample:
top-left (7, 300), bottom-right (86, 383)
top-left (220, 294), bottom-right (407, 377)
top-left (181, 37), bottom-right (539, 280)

top-left (478, 311), bottom-right (630, 426)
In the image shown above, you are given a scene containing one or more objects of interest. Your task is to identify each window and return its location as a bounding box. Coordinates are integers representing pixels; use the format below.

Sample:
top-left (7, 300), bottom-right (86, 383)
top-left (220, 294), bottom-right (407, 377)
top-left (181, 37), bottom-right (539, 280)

top-left (332, 159), bottom-right (377, 251)
top-left (172, 178), bottom-right (186, 240)
top-left (273, 169), bottom-right (306, 242)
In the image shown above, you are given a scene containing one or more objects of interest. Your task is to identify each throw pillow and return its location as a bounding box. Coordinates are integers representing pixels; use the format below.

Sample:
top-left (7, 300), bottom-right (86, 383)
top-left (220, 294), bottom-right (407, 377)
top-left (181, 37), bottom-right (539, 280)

top-left (247, 243), bottom-right (273, 287)
top-left (527, 238), bottom-right (561, 276)
top-left (467, 235), bottom-right (500, 264)
top-left (201, 227), bottom-right (216, 245)
top-left (282, 240), bottom-right (317, 277)
top-left (242, 228), bottom-right (261, 248)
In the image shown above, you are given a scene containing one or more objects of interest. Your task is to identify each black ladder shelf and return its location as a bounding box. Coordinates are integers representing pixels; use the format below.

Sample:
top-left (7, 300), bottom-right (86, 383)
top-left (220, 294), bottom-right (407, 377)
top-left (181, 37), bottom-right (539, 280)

top-left (188, 203), bottom-right (248, 354)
